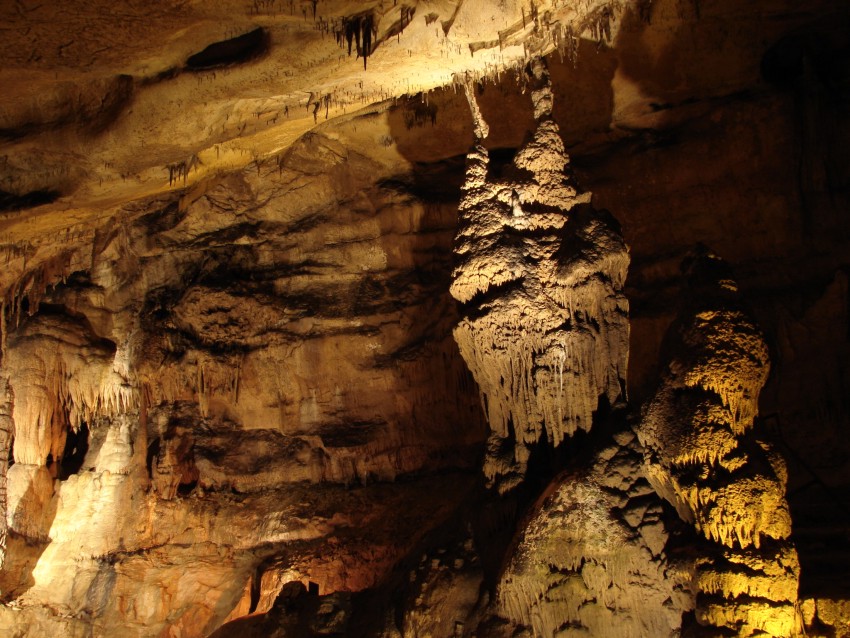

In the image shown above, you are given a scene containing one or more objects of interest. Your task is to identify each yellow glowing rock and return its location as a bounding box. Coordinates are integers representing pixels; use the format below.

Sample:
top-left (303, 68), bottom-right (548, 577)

top-left (637, 249), bottom-right (801, 636)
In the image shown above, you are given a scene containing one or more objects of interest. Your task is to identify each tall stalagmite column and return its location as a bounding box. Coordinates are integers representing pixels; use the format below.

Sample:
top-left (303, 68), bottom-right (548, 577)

top-left (638, 248), bottom-right (801, 636)
top-left (450, 60), bottom-right (630, 492)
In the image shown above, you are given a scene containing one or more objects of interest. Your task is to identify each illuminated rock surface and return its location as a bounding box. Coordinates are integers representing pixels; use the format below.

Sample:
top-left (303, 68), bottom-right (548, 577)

top-left (498, 428), bottom-right (694, 637)
top-left (450, 60), bottom-right (629, 492)
top-left (0, 0), bottom-right (848, 636)
top-left (638, 249), bottom-right (800, 636)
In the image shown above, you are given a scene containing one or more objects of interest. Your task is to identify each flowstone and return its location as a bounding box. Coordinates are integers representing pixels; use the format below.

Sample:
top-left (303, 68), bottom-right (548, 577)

top-left (497, 428), bottom-right (694, 638)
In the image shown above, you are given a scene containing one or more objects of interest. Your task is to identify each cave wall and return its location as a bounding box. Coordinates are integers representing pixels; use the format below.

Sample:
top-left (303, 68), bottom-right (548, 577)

top-left (0, 0), bottom-right (848, 636)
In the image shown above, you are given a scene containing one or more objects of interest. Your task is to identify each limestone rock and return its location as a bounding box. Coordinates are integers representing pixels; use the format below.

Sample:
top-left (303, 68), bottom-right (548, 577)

top-left (637, 248), bottom-right (801, 636)
top-left (497, 428), bottom-right (693, 637)
top-left (0, 122), bottom-right (486, 635)
top-left (450, 60), bottom-right (629, 491)
top-left (392, 531), bottom-right (485, 638)
top-left (0, 0), bottom-right (847, 634)
top-left (0, 378), bottom-right (12, 568)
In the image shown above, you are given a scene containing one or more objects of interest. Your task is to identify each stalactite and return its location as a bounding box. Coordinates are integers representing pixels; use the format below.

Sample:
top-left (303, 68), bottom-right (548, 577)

top-left (0, 376), bottom-right (12, 569)
top-left (1, 252), bottom-right (74, 334)
top-left (450, 58), bottom-right (629, 492)
top-left (140, 350), bottom-right (242, 419)
top-left (335, 13), bottom-right (377, 70)
top-left (165, 155), bottom-right (202, 186)
top-left (4, 314), bottom-right (139, 466)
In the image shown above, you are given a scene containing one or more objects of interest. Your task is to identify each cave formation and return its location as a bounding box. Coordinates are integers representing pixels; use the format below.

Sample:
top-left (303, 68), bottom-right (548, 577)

top-left (0, 1), bottom-right (849, 637)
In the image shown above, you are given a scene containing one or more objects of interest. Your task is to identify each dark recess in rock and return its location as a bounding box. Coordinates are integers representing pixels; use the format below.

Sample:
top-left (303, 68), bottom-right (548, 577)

top-left (0, 188), bottom-right (61, 212)
top-left (186, 27), bottom-right (269, 70)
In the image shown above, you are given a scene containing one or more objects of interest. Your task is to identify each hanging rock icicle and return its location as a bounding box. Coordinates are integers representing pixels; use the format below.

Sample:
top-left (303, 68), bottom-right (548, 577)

top-left (637, 247), bottom-right (801, 636)
top-left (450, 59), bottom-right (630, 492)
top-left (0, 376), bottom-right (12, 570)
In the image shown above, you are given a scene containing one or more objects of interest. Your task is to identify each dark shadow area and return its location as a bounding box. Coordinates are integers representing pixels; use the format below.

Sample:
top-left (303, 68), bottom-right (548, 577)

top-left (186, 28), bottom-right (269, 71)
top-left (57, 422), bottom-right (89, 480)
top-left (0, 188), bottom-right (60, 212)
top-left (0, 73), bottom-right (133, 141)
top-left (761, 12), bottom-right (850, 240)
top-left (763, 412), bottom-right (850, 601)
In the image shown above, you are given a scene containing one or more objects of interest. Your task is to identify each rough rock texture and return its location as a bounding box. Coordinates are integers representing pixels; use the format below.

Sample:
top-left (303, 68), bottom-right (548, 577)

top-left (0, 0), bottom-right (625, 223)
top-left (638, 249), bottom-right (801, 636)
top-left (389, 529), bottom-right (485, 638)
top-left (450, 61), bottom-right (629, 491)
top-left (0, 378), bottom-right (11, 569)
top-left (0, 117), bottom-right (488, 636)
top-left (497, 427), bottom-right (694, 637)
top-left (0, 0), bottom-right (848, 635)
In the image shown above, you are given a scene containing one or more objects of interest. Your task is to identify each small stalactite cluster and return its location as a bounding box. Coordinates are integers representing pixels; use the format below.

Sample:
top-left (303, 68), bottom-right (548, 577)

top-left (334, 12), bottom-right (377, 70)
top-left (0, 251), bottom-right (77, 353)
top-left (637, 249), bottom-right (801, 636)
top-left (139, 348), bottom-right (242, 420)
top-left (166, 155), bottom-right (202, 187)
top-left (471, 0), bottom-right (624, 67)
top-left (450, 59), bottom-right (629, 493)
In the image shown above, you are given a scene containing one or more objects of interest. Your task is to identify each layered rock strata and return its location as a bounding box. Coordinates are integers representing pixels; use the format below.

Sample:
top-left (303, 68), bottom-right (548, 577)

top-left (0, 121), bottom-right (487, 636)
top-left (450, 59), bottom-right (630, 491)
top-left (638, 249), bottom-right (801, 636)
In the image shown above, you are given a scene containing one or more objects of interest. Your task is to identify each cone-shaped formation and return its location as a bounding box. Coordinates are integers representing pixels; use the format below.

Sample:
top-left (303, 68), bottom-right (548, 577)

top-left (498, 429), bottom-right (694, 637)
top-left (450, 59), bottom-right (629, 491)
top-left (637, 248), bottom-right (800, 636)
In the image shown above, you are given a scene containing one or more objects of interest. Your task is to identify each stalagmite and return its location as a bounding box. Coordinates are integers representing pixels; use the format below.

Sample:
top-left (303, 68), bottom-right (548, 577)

top-left (450, 59), bottom-right (629, 491)
top-left (497, 428), bottom-right (694, 637)
top-left (0, 0), bottom-right (847, 632)
top-left (637, 248), bottom-right (801, 636)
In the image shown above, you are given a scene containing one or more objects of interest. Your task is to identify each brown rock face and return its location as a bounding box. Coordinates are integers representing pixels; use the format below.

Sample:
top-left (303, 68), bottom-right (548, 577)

top-left (0, 119), bottom-right (488, 636)
top-left (0, 0), bottom-right (848, 636)
top-left (497, 428), bottom-right (694, 638)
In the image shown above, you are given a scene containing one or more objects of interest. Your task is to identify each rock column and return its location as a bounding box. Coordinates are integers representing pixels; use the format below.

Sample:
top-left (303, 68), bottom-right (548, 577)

top-left (0, 377), bottom-right (11, 569)
top-left (638, 248), bottom-right (801, 636)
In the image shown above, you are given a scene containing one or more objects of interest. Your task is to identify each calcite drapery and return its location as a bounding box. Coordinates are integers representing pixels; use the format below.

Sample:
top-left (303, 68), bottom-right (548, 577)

top-left (450, 60), bottom-right (629, 491)
top-left (637, 249), bottom-right (801, 636)
top-left (4, 314), bottom-right (137, 467)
